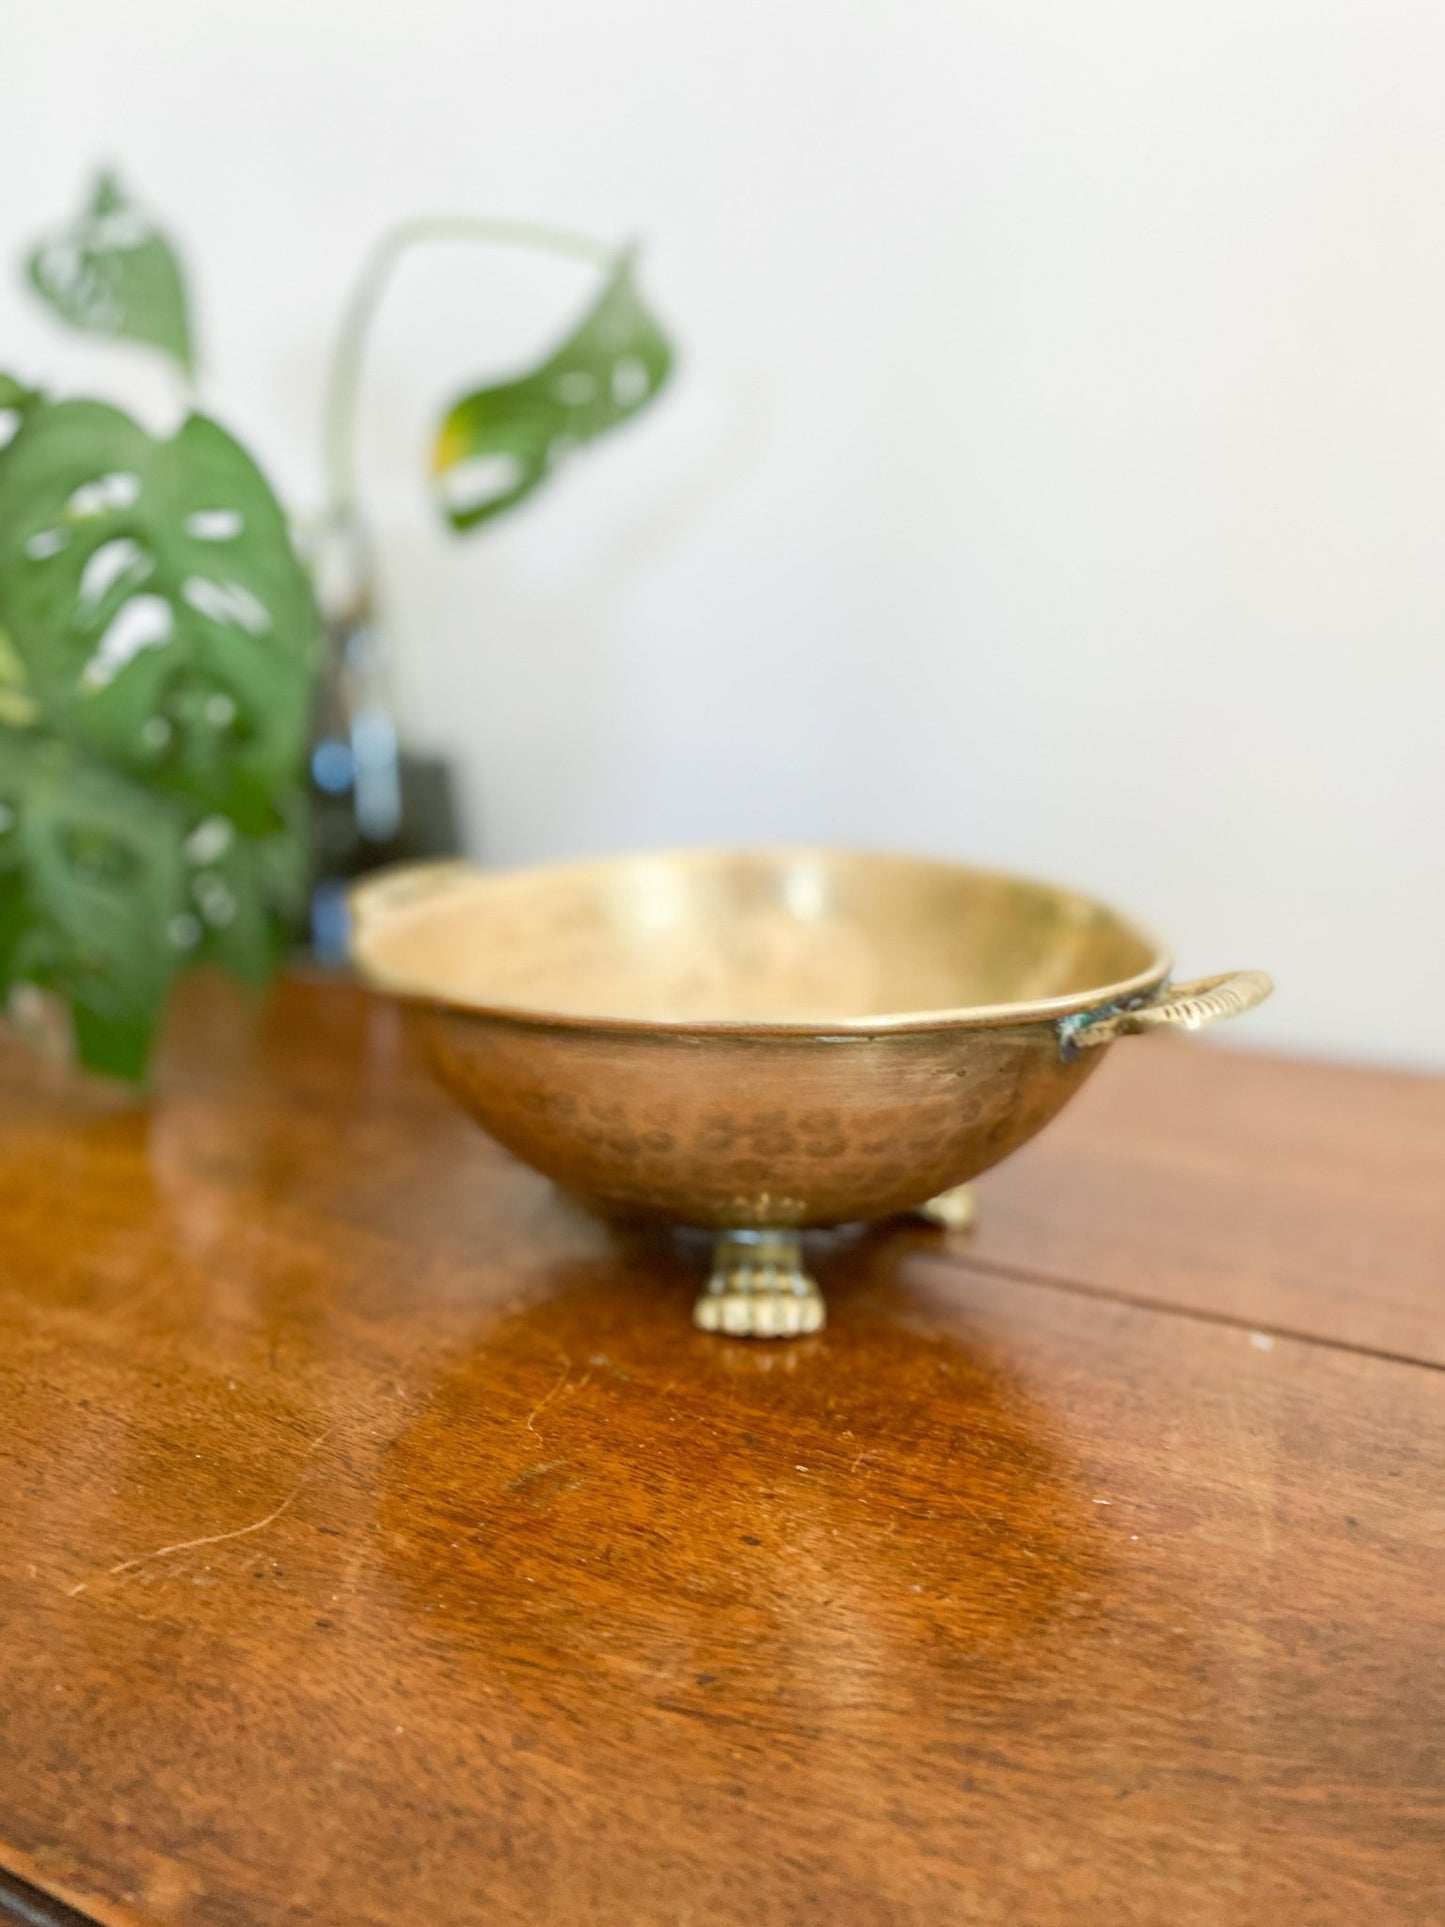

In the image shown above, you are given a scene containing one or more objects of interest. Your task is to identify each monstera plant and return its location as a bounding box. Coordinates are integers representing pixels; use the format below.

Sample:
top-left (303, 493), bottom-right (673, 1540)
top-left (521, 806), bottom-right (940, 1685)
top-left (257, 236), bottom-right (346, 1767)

top-left (0, 172), bottom-right (673, 1077)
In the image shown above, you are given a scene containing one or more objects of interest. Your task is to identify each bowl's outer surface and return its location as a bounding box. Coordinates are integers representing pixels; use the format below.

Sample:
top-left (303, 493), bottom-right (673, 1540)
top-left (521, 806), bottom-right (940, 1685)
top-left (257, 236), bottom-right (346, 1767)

top-left (421, 1005), bottom-right (1110, 1228)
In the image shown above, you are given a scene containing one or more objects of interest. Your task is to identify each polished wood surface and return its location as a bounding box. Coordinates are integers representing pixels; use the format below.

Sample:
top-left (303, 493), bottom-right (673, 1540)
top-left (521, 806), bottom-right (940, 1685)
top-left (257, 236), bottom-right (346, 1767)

top-left (0, 976), bottom-right (1440, 1926)
top-left (967, 1040), bottom-right (1445, 1368)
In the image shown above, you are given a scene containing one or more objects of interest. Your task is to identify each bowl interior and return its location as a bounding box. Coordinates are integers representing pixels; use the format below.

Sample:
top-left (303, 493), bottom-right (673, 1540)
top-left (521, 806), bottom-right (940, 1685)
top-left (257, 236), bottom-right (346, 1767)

top-left (354, 848), bottom-right (1166, 1029)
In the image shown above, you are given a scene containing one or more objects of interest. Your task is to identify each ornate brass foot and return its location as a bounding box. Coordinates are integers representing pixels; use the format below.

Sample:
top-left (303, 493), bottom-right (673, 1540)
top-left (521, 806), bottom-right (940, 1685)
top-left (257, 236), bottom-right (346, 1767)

top-left (913, 1182), bottom-right (977, 1233)
top-left (694, 1229), bottom-right (825, 1338)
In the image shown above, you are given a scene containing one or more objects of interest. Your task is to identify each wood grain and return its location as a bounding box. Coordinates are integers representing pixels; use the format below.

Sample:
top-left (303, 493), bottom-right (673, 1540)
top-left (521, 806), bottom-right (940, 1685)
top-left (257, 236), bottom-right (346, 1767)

top-left (0, 976), bottom-right (1440, 1926)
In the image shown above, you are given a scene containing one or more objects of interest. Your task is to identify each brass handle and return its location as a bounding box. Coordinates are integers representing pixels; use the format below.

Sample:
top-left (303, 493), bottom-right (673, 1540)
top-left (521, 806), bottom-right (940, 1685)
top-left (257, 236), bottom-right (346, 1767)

top-left (1071, 970), bottom-right (1273, 1051)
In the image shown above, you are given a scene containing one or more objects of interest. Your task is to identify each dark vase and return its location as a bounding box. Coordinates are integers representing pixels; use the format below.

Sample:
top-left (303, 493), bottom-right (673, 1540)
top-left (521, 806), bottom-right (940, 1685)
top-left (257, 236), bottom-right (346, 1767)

top-left (307, 568), bottom-right (462, 963)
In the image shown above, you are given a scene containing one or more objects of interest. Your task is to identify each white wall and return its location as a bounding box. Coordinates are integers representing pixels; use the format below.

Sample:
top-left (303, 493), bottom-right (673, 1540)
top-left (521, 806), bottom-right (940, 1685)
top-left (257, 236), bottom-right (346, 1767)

top-left (6, 0), bottom-right (1444, 1065)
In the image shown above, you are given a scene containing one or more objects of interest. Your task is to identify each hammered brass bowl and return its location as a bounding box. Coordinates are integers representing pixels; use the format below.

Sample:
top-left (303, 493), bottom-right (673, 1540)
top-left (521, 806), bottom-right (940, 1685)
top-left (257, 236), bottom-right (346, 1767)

top-left (351, 848), bottom-right (1271, 1337)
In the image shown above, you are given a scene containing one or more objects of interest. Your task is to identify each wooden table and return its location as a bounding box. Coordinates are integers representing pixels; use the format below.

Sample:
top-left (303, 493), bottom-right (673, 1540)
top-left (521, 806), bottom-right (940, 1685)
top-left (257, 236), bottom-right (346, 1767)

top-left (0, 976), bottom-right (1441, 1926)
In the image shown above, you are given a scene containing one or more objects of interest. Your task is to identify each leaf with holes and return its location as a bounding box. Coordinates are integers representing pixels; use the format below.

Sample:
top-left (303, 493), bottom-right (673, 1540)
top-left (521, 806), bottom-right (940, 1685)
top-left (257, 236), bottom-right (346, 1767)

top-left (0, 397), bottom-right (318, 830)
top-left (0, 730), bottom-right (307, 1074)
top-left (178, 794), bottom-right (310, 989)
top-left (432, 251), bottom-right (673, 531)
top-left (26, 171), bottom-right (196, 376)
top-left (0, 727), bottom-right (189, 1078)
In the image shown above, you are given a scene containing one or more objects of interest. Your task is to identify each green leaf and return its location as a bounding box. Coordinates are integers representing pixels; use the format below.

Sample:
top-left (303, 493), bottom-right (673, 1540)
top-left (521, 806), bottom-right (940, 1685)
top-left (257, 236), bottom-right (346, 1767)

top-left (0, 374), bottom-right (41, 483)
top-left (0, 398), bottom-right (319, 827)
top-left (0, 728), bottom-right (188, 1078)
top-left (25, 170), bottom-right (196, 377)
top-left (0, 629), bottom-right (39, 728)
top-left (180, 798), bottom-right (308, 988)
top-left (432, 251), bottom-right (673, 531)
top-left (0, 730), bottom-right (309, 1078)
top-left (0, 370), bottom-right (313, 1078)
top-left (0, 372), bottom-right (42, 414)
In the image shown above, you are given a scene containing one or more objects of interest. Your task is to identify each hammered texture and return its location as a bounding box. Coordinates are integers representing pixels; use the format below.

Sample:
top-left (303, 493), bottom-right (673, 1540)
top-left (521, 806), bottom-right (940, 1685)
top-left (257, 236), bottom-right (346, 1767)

top-left (424, 1011), bottom-right (1104, 1229)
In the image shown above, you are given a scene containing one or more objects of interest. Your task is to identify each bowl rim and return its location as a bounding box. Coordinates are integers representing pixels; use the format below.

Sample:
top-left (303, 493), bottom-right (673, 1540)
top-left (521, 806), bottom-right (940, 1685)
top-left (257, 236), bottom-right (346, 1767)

top-left (349, 845), bottom-right (1173, 1038)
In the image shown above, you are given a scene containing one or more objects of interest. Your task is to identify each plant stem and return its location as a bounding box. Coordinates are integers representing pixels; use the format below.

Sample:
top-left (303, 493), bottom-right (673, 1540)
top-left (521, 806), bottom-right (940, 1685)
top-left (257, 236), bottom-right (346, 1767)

top-left (320, 216), bottom-right (616, 538)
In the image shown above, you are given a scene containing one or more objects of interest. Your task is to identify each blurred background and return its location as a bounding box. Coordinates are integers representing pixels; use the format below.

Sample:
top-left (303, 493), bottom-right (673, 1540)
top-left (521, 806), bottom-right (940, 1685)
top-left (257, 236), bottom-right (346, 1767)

top-left (6, 0), bottom-right (1443, 1065)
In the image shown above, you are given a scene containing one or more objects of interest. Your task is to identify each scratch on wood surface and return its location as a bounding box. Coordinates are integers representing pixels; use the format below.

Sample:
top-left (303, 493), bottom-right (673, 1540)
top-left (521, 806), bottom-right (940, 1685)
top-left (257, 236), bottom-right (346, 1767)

top-left (526, 1354), bottom-right (573, 1434)
top-left (104, 1492), bottom-right (303, 1581)
top-left (66, 1425), bottom-right (336, 1595)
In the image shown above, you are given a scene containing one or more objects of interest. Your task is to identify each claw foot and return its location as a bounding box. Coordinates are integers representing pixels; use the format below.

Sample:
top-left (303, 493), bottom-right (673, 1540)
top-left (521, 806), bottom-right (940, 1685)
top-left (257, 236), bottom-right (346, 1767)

top-left (694, 1229), bottom-right (825, 1338)
top-left (913, 1182), bottom-right (977, 1234)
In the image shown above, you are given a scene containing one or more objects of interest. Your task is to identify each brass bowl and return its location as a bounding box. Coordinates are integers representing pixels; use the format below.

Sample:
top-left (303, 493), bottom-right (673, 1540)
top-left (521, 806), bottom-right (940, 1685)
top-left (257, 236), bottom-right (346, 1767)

top-left (351, 848), bottom-right (1271, 1338)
